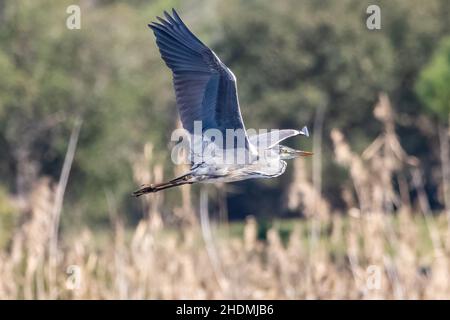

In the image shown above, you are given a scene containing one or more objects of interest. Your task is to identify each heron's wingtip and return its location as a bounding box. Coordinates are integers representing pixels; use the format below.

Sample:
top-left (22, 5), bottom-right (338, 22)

top-left (301, 126), bottom-right (309, 137)
top-left (148, 22), bottom-right (158, 30)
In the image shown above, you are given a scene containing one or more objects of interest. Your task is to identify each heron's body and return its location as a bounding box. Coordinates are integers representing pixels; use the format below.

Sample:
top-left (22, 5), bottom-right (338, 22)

top-left (133, 9), bottom-right (312, 196)
top-left (191, 156), bottom-right (287, 183)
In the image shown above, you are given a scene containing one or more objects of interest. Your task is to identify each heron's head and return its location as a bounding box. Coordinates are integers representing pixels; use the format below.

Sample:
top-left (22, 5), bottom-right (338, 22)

top-left (278, 145), bottom-right (313, 160)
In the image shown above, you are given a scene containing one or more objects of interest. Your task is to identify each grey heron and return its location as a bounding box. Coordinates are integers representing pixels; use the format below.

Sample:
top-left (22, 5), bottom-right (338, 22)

top-left (133, 9), bottom-right (312, 196)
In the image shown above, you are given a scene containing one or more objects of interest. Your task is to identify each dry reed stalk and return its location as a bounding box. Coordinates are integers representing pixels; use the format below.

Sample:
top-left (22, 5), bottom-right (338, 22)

top-left (131, 143), bottom-right (165, 230)
top-left (173, 163), bottom-right (197, 226)
top-left (310, 104), bottom-right (326, 250)
top-left (438, 124), bottom-right (450, 236)
top-left (199, 187), bottom-right (231, 298)
top-left (243, 215), bottom-right (258, 252)
top-left (20, 177), bottom-right (55, 299)
top-left (48, 118), bottom-right (82, 298)
top-left (331, 129), bottom-right (372, 213)
top-left (331, 94), bottom-right (433, 299)
top-left (288, 158), bottom-right (330, 221)
top-left (113, 217), bottom-right (129, 299)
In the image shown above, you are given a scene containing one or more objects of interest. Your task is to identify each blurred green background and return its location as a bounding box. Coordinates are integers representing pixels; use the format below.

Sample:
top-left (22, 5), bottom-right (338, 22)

top-left (0, 0), bottom-right (449, 229)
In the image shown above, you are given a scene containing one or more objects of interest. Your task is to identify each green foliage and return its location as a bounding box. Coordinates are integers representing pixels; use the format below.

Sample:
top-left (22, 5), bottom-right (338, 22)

top-left (416, 37), bottom-right (450, 123)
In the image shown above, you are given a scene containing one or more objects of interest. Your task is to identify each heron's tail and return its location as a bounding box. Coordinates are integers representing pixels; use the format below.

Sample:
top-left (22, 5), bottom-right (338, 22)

top-left (132, 173), bottom-right (194, 196)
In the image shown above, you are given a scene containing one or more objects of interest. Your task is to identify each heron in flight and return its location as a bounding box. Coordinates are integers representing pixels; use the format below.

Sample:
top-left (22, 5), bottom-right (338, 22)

top-left (133, 9), bottom-right (312, 196)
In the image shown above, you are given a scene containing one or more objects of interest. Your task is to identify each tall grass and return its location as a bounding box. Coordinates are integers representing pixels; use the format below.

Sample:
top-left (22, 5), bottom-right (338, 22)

top-left (0, 94), bottom-right (448, 299)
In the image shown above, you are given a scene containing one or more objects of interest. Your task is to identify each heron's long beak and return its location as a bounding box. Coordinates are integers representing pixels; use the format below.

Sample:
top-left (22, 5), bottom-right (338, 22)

top-left (296, 150), bottom-right (313, 157)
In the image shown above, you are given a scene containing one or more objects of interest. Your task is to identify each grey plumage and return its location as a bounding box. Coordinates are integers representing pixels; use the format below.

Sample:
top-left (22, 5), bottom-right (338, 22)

top-left (148, 9), bottom-right (248, 140)
top-left (133, 9), bottom-right (312, 196)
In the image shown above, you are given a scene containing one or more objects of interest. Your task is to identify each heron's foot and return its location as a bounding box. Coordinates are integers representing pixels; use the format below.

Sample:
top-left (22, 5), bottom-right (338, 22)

top-left (132, 184), bottom-right (157, 197)
top-left (132, 173), bottom-right (195, 197)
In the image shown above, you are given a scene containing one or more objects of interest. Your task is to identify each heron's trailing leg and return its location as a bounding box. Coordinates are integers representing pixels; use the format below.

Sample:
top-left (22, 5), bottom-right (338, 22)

top-left (132, 173), bottom-right (194, 197)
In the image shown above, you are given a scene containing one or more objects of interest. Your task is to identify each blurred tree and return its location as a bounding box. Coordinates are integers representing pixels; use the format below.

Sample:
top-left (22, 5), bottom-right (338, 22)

top-left (416, 36), bottom-right (450, 218)
top-left (416, 37), bottom-right (450, 123)
top-left (0, 0), bottom-right (177, 224)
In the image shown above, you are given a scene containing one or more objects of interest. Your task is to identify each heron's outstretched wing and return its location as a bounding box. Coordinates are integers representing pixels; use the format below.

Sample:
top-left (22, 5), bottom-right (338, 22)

top-left (249, 127), bottom-right (309, 149)
top-left (148, 9), bottom-right (248, 144)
